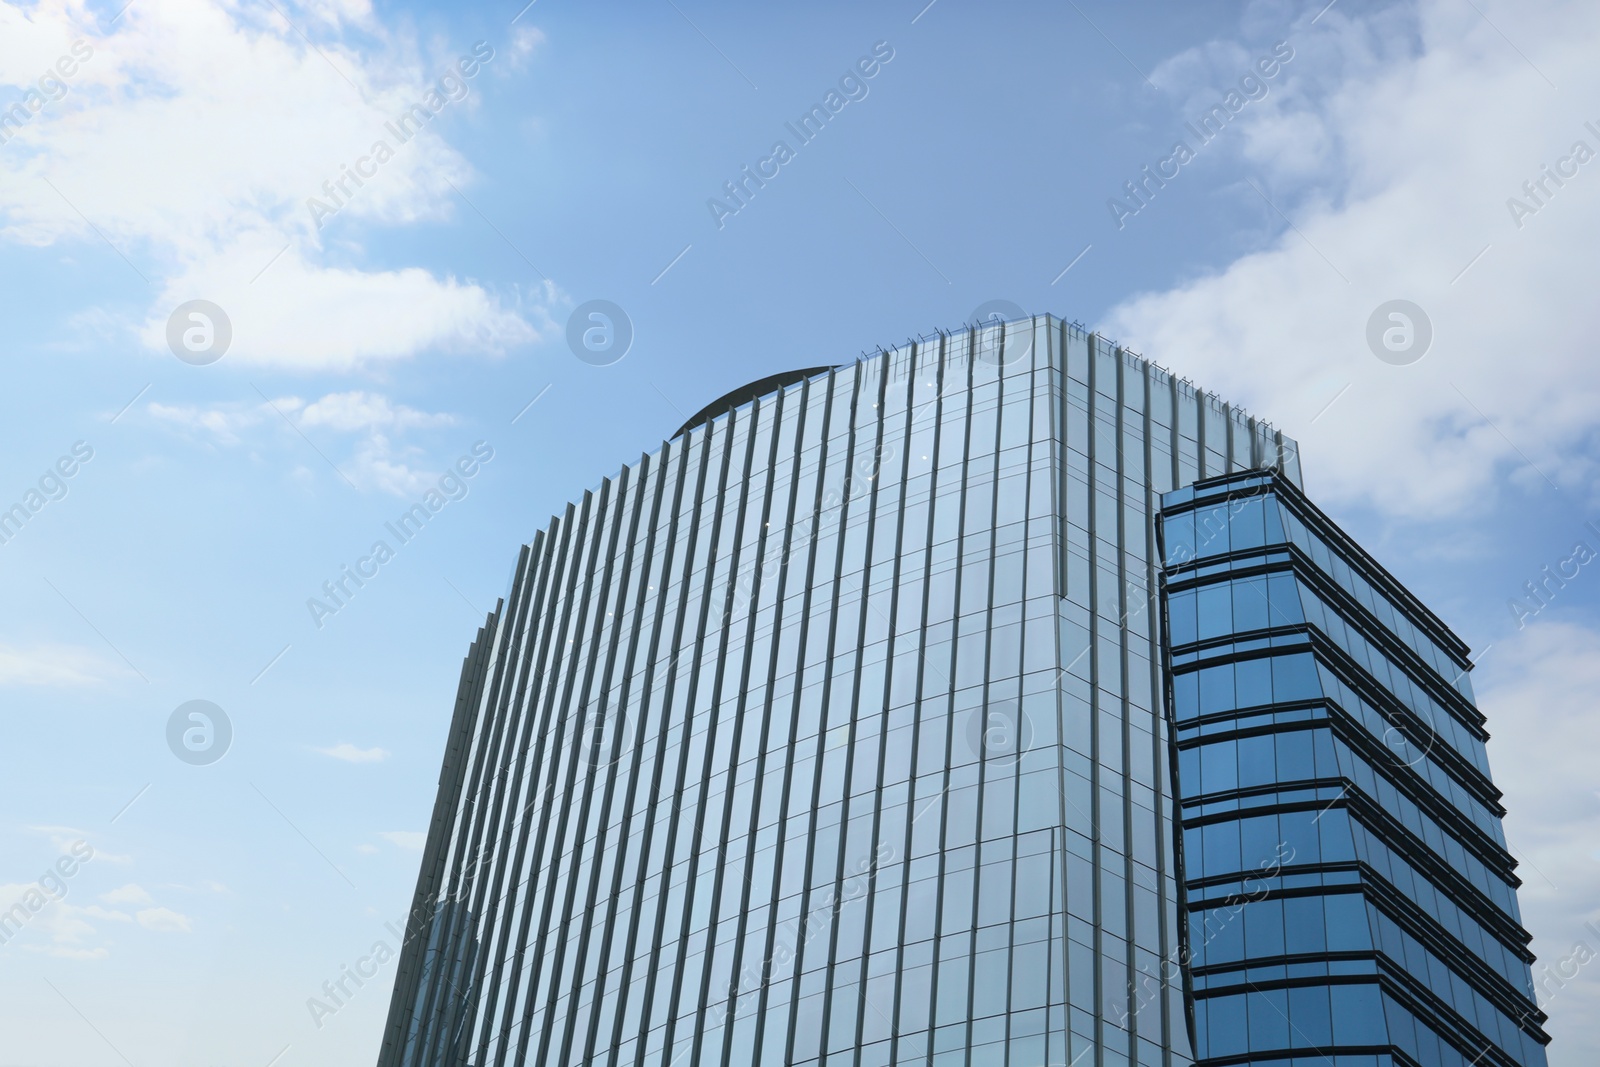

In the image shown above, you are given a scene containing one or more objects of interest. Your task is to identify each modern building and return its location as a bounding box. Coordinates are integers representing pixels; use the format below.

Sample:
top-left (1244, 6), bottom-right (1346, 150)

top-left (375, 316), bottom-right (1549, 1067)
top-left (1159, 470), bottom-right (1548, 1067)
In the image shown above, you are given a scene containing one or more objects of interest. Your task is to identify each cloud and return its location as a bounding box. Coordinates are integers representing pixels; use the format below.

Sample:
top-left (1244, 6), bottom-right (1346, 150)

top-left (0, 875), bottom-right (107, 952)
top-left (0, 0), bottom-right (550, 371)
top-left (1476, 618), bottom-right (1600, 1058)
top-left (0, 643), bottom-right (128, 687)
top-left (379, 831), bottom-right (425, 851)
top-left (293, 391), bottom-right (455, 433)
top-left (135, 906), bottom-right (191, 933)
top-left (507, 25), bottom-right (546, 67)
top-left (99, 883), bottom-right (153, 907)
top-left (1102, 0), bottom-right (1600, 519)
top-left (146, 390), bottom-right (459, 496)
top-left (147, 401), bottom-right (263, 445)
top-left (315, 742), bottom-right (390, 763)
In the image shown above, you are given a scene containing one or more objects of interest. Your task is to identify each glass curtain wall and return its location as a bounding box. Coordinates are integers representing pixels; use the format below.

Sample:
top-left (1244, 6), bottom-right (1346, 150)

top-left (1157, 470), bottom-right (1550, 1067)
top-left (377, 316), bottom-right (1299, 1067)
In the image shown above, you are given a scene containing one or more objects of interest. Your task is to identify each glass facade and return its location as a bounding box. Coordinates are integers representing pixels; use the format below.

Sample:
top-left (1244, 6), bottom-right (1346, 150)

top-left (1158, 470), bottom-right (1550, 1067)
top-left (374, 316), bottom-right (1544, 1067)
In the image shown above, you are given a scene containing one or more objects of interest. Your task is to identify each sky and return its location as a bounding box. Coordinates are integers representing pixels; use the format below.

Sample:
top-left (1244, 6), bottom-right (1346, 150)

top-left (0, 0), bottom-right (1596, 1063)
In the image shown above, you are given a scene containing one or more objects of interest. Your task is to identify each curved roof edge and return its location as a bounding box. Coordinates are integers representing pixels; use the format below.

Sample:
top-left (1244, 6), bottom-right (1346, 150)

top-left (672, 366), bottom-right (836, 439)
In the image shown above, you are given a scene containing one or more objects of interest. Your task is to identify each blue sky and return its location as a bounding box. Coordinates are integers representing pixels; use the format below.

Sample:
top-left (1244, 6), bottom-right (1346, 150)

top-left (2, 0), bottom-right (1597, 1063)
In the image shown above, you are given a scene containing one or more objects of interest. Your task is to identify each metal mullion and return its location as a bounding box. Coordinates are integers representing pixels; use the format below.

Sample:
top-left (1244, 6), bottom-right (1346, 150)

top-left (962, 326), bottom-right (1007, 1061)
top-left (523, 485), bottom-right (617, 1065)
top-left (1113, 348), bottom-right (1138, 1063)
top-left (482, 510), bottom-right (588, 1067)
top-left (470, 492), bottom-right (604, 1064)
top-left (926, 334), bottom-right (976, 1065)
top-left (999, 319), bottom-right (1046, 1058)
top-left (503, 496), bottom-right (599, 1062)
top-left (377, 592), bottom-right (505, 1067)
top-left (397, 592), bottom-right (507, 1067)
top-left (412, 539), bottom-right (544, 1063)
top-left (597, 440), bottom-right (695, 1065)
top-left (797, 362), bottom-right (870, 1067)
top-left (822, 357), bottom-right (890, 1066)
top-left (626, 426), bottom-right (718, 1058)
top-left (776, 369), bottom-right (843, 1067)
top-left (475, 519), bottom-right (573, 1061)
top-left (581, 453), bottom-right (667, 1067)
top-left (486, 499), bottom-right (588, 1062)
top-left (423, 538), bottom-right (543, 1064)
top-left (889, 334), bottom-right (946, 1064)
top-left (538, 472), bottom-right (636, 1067)
top-left (1082, 332), bottom-right (1107, 1067)
top-left (848, 346), bottom-right (915, 1061)
top-left (746, 376), bottom-right (823, 1063)
top-left (685, 405), bottom-right (766, 1067)
top-left (1142, 361), bottom-right (1182, 1066)
top-left (716, 393), bottom-right (793, 1067)
top-left (1049, 322), bottom-right (1077, 1058)
top-left (510, 508), bottom-right (594, 946)
top-left (488, 470), bottom-right (633, 1066)
top-left (1157, 370), bottom-right (1195, 1066)
top-left (570, 457), bottom-right (659, 1067)
top-left (658, 414), bottom-right (744, 1065)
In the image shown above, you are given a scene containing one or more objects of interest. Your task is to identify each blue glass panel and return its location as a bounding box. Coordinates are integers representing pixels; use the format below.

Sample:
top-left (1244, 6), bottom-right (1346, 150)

top-left (1236, 657), bottom-right (1273, 708)
top-left (1244, 898), bottom-right (1285, 958)
top-left (1239, 814), bottom-right (1281, 872)
top-left (1264, 499), bottom-right (1287, 544)
top-left (1174, 671), bottom-right (1199, 720)
top-left (1169, 589), bottom-right (1198, 646)
top-left (1197, 584), bottom-right (1232, 641)
top-left (1200, 742), bottom-right (1237, 795)
top-left (1272, 653), bottom-right (1322, 701)
top-left (1166, 511), bottom-right (1197, 566)
top-left (1288, 984), bottom-right (1333, 1047)
top-left (1248, 988), bottom-right (1290, 1048)
top-left (1267, 572), bottom-right (1304, 623)
top-left (1275, 730), bottom-right (1314, 781)
top-left (1208, 994), bottom-right (1247, 1056)
top-left (1231, 498), bottom-right (1266, 550)
top-left (1233, 577), bottom-right (1270, 632)
top-left (1237, 733), bottom-right (1276, 788)
top-left (1199, 665), bottom-right (1235, 715)
top-left (1323, 893), bottom-right (1369, 951)
top-left (1202, 820), bottom-right (1241, 878)
top-left (1282, 895), bottom-right (1326, 955)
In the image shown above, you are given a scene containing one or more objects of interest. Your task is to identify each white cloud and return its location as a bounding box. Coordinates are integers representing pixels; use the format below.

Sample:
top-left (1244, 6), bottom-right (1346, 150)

top-left (1109, 7), bottom-right (1600, 1062)
top-left (99, 883), bottom-right (153, 907)
top-left (1102, 0), bottom-right (1600, 519)
top-left (507, 25), bottom-right (546, 67)
top-left (146, 390), bottom-right (458, 496)
top-left (0, 642), bottom-right (127, 687)
top-left (147, 400), bottom-right (263, 445)
top-left (314, 742), bottom-right (389, 763)
top-left (379, 831), bottom-right (425, 851)
top-left (295, 390), bottom-right (455, 433)
top-left (1477, 618), bottom-right (1600, 1060)
top-left (0, 875), bottom-right (112, 953)
top-left (135, 906), bottom-right (191, 933)
top-left (0, 0), bottom-right (550, 371)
